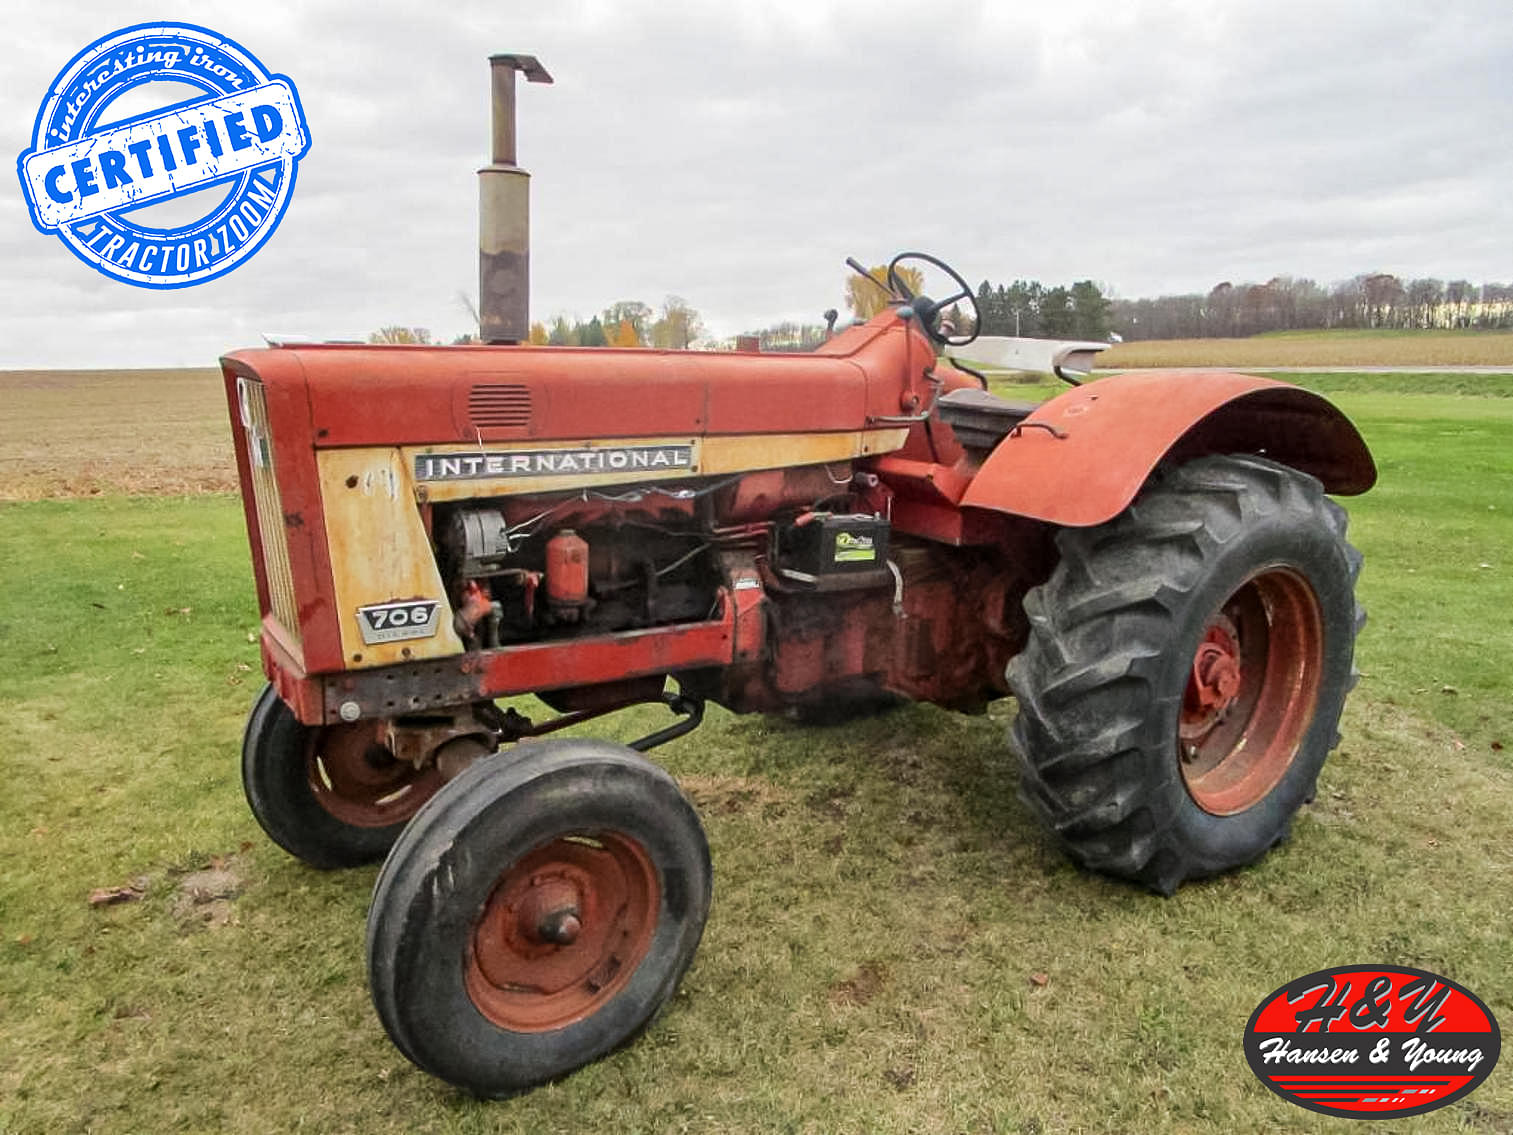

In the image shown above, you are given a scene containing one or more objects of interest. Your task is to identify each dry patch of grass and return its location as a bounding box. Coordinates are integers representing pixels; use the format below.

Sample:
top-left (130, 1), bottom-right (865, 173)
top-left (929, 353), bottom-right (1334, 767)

top-left (679, 773), bottom-right (794, 815)
top-left (1099, 330), bottom-right (1513, 368)
top-left (0, 368), bottom-right (234, 500)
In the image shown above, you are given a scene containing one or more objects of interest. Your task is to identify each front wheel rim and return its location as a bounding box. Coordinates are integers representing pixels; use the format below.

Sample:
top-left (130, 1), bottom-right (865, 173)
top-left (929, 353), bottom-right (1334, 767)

top-left (465, 833), bottom-right (660, 1033)
top-left (305, 722), bottom-right (441, 828)
top-left (1178, 567), bottom-right (1324, 816)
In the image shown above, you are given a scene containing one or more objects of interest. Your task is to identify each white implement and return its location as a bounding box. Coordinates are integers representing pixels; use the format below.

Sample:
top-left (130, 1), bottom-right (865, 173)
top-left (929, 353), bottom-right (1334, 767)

top-left (947, 336), bottom-right (1110, 382)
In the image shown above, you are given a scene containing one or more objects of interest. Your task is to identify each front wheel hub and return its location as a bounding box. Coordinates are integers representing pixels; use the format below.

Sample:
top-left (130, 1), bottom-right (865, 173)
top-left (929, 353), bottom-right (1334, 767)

top-left (305, 721), bottom-right (441, 828)
top-left (517, 876), bottom-right (582, 945)
top-left (465, 833), bottom-right (659, 1032)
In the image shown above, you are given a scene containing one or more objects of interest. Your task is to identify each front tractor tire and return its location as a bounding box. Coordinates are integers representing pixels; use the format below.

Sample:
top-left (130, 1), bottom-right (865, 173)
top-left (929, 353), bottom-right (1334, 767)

top-left (365, 739), bottom-right (712, 1097)
top-left (1008, 455), bottom-right (1364, 895)
top-left (242, 684), bottom-right (444, 869)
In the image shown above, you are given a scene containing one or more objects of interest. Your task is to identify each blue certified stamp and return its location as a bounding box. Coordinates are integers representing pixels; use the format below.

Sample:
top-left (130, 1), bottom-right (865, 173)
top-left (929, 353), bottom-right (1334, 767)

top-left (16, 22), bottom-right (311, 289)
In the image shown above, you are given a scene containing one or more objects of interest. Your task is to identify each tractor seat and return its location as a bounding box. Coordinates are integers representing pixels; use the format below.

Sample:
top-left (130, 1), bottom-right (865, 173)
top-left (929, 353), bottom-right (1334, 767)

top-left (938, 387), bottom-right (1041, 452)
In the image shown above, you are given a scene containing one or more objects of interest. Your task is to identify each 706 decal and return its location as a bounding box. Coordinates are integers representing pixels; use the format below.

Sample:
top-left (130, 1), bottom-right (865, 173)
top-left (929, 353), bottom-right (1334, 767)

top-left (356, 599), bottom-right (441, 644)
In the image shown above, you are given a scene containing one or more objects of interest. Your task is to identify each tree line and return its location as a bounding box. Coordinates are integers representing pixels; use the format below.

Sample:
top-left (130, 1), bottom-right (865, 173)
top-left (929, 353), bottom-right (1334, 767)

top-left (974, 279), bottom-right (1112, 340)
top-left (842, 264), bottom-right (1114, 344)
top-left (371, 297), bottom-right (706, 349)
top-left (526, 297), bottom-right (705, 349)
top-left (1111, 275), bottom-right (1513, 340)
top-left (371, 268), bottom-right (1513, 351)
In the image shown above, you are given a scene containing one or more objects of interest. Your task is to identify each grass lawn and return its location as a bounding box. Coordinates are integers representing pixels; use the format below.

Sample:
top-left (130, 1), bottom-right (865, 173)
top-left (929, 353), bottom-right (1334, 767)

top-left (1, 383), bottom-right (1511, 1132)
top-left (1255, 371), bottom-right (1513, 397)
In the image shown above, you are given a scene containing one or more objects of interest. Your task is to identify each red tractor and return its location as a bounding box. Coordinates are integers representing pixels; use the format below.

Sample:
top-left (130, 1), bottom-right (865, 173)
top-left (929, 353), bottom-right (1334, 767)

top-left (221, 56), bottom-right (1372, 1098)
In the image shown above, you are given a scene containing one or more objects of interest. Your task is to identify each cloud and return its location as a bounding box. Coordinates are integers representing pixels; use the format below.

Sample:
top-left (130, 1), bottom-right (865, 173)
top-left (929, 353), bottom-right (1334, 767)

top-left (2, 0), bottom-right (1509, 365)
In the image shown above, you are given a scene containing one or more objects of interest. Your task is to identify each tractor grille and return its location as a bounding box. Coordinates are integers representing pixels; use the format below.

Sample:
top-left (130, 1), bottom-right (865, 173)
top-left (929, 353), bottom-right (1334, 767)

top-left (239, 378), bottom-right (301, 644)
top-left (467, 383), bottom-right (532, 430)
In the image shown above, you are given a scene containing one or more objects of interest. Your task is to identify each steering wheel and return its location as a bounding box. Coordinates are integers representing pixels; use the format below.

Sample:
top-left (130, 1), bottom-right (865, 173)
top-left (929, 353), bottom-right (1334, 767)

top-left (886, 251), bottom-right (981, 347)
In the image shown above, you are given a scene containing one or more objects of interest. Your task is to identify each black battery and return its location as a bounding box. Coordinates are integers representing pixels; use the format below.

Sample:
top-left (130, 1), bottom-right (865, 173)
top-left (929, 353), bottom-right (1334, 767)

top-left (775, 513), bottom-right (891, 589)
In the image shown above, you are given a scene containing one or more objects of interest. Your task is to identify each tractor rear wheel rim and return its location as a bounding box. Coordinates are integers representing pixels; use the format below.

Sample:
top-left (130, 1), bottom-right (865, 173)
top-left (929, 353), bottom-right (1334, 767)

top-left (1178, 567), bottom-right (1323, 816)
top-left (305, 722), bottom-right (440, 828)
top-left (465, 833), bottom-right (659, 1033)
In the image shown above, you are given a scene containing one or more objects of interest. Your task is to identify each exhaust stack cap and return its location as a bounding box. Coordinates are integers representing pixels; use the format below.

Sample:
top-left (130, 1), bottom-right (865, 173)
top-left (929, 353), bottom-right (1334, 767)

top-left (487, 54), bottom-right (553, 167)
top-left (479, 54), bottom-right (552, 344)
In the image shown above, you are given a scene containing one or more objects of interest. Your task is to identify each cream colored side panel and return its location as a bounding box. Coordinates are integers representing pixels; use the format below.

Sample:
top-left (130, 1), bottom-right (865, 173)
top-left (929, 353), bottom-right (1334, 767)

top-left (700, 428), bottom-right (909, 474)
top-left (316, 449), bottom-right (464, 667)
top-left (404, 429), bottom-right (909, 502)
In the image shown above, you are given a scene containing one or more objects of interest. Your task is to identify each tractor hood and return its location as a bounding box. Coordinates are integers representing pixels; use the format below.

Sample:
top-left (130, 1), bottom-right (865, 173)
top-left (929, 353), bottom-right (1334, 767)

top-left (221, 320), bottom-right (931, 449)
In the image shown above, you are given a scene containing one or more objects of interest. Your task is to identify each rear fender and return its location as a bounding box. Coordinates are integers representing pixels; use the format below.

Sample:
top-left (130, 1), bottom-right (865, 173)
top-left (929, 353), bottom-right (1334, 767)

top-left (960, 370), bottom-right (1375, 528)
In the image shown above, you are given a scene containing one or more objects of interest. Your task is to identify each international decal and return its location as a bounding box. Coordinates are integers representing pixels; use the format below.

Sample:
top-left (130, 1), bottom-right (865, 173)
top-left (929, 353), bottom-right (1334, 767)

top-left (415, 444), bottom-right (695, 482)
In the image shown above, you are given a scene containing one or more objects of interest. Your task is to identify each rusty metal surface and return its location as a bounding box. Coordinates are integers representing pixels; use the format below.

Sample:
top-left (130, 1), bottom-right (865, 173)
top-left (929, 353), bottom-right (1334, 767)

top-left (716, 467), bottom-right (843, 523)
top-left (295, 535), bottom-right (1028, 723)
top-left (961, 370), bottom-right (1376, 527)
top-left (482, 609), bottom-right (733, 695)
top-left (479, 177), bottom-right (531, 344)
top-left (479, 54), bottom-right (551, 344)
top-left (219, 312), bottom-right (938, 445)
top-left (488, 54), bottom-right (552, 166)
top-left (1179, 568), bottom-right (1324, 816)
top-left (224, 338), bottom-right (883, 446)
top-left (222, 355), bottom-right (344, 675)
top-left (384, 710), bottom-right (495, 769)
top-left (234, 377), bottom-right (300, 646)
top-left (545, 529), bottom-right (590, 608)
top-left (710, 542), bottom-right (1028, 715)
top-left (304, 717), bottom-right (443, 828)
top-left (321, 657), bottom-right (486, 724)
top-left (313, 602), bottom-right (736, 724)
top-left (483, 55), bottom-right (553, 190)
top-left (465, 831), bottom-right (656, 1033)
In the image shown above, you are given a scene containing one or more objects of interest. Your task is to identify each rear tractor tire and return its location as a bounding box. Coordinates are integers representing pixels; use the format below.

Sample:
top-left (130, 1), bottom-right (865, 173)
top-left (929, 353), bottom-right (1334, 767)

top-left (242, 684), bottom-right (445, 869)
top-left (1008, 455), bottom-right (1364, 894)
top-left (366, 738), bottom-right (712, 1097)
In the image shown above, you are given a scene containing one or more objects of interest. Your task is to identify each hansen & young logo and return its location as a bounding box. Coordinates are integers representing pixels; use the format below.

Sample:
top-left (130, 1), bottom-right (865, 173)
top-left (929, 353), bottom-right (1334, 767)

top-left (16, 22), bottom-right (310, 288)
top-left (1244, 965), bottom-right (1500, 1120)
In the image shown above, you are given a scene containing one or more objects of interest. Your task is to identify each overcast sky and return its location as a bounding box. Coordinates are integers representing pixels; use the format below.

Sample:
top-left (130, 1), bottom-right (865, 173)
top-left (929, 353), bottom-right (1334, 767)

top-left (2, 0), bottom-right (1510, 368)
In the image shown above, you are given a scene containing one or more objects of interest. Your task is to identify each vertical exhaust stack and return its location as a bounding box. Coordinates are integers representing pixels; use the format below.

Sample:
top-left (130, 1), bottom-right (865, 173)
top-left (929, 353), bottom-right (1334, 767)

top-left (479, 54), bottom-right (553, 343)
